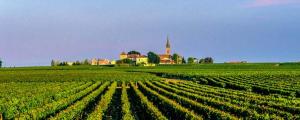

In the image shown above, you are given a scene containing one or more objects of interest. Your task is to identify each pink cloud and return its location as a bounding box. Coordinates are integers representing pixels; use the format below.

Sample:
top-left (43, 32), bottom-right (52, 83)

top-left (245, 0), bottom-right (300, 7)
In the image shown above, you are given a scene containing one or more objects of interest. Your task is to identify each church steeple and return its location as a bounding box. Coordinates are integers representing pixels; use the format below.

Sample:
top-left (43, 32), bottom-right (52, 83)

top-left (166, 36), bottom-right (171, 55)
top-left (166, 36), bottom-right (170, 48)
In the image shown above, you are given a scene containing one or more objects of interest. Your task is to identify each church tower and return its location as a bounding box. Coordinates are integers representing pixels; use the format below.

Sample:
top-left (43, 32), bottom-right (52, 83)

top-left (166, 36), bottom-right (171, 55)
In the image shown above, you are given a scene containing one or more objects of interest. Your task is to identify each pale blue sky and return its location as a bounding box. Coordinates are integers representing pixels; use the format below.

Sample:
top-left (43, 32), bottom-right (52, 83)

top-left (0, 0), bottom-right (300, 66)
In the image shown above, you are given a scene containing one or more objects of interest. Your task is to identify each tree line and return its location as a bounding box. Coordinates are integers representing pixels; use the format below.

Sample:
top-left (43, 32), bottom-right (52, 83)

top-left (51, 59), bottom-right (90, 66)
top-left (187, 57), bottom-right (214, 64)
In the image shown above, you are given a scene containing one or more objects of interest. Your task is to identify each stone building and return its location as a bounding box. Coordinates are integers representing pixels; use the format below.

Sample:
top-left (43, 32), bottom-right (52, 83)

top-left (91, 58), bottom-right (110, 65)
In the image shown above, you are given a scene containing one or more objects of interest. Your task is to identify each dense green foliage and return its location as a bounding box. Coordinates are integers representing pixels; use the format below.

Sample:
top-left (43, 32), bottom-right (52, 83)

top-left (117, 58), bottom-right (134, 65)
top-left (172, 53), bottom-right (181, 64)
top-left (199, 57), bottom-right (214, 64)
top-left (0, 63), bottom-right (300, 119)
top-left (188, 57), bottom-right (197, 64)
top-left (147, 51), bottom-right (160, 64)
top-left (127, 51), bottom-right (141, 55)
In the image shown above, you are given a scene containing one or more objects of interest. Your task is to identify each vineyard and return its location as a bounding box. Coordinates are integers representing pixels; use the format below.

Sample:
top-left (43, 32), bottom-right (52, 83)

top-left (1, 64), bottom-right (300, 119)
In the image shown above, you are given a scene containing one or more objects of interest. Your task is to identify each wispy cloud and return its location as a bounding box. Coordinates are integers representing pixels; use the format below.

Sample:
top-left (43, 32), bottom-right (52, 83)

top-left (245, 0), bottom-right (300, 7)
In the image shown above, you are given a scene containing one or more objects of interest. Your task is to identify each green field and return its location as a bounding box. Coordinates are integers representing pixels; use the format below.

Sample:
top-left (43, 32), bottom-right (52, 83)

top-left (1, 63), bottom-right (300, 120)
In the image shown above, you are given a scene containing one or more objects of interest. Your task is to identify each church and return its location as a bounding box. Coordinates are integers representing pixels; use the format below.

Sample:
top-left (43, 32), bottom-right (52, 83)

top-left (159, 36), bottom-right (174, 64)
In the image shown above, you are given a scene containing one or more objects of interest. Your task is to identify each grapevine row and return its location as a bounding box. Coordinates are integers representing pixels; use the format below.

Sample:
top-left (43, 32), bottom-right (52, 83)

top-left (87, 82), bottom-right (118, 120)
top-left (130, 82), bottom-right (168, 120)
top-left (121, 82), bottom-right (135, 120)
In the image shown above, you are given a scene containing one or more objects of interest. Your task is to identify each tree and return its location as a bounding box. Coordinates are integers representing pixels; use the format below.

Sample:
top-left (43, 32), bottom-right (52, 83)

top-left (73, 61), bottom-right (81, 65)
top-left (204, 57), bottom-right (214, 64)
top-left (188, 57), bottom-right (195, 64)
top-left (199, 57), bottom-right (214, 64)
top-left (51, 60), bottom-right (55, 66)
top-left (147, 52), bottom-right (160, 64)
top-left (182, 57), bottom-right (186, 64)
top-left (172, 53), bottom-right (180, 64)
top-left (0, 59), bottom-right (2, 68)
top-left (83, 59), bottom-right (90, 65)
top-left (59, 62), bottom-right (67, 66)
top-left (128, 50), bottom-right (141, 55)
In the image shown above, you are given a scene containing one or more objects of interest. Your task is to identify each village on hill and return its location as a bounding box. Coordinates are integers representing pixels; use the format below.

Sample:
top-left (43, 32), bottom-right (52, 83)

top-left (51, 36), bottom-right (179, 67)
top-left (51, 36), bottom-right (214, 67)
